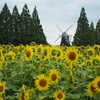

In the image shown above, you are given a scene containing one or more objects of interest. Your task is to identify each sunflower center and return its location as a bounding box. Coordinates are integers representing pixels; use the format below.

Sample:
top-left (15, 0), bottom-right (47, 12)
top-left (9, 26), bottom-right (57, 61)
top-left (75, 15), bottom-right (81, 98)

top-left (39, 79), bottom-right (47, 87)
top-left (51, 74), bottom-right (57, 81)
top-left (26, 51), bottom-right (31, 57)
top-left (57, 93), bottom-right (63, 99)
top-left (90, 84), bottom-right (95, 92)
top-left (0, 86), bottom-right (3, 92)
top-left (68, 51), bottom-right (76, 60)
top-left (97, 81), bottom-right (100, 88)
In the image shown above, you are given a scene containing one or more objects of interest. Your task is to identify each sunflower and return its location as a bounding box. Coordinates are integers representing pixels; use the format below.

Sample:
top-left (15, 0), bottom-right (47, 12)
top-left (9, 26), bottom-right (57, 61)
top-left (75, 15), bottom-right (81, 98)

top-left (50, 47), bottom-right (57, 57)
top-left (87, 47), bottom-right (95, 59)
top-left (87, 81), bottom-right (96, 98)
top-left (35, 74), bottom-right (50, 91)
top-left (98, 46), bottom-right (100, 51)
top-left (93, 45), bottom-right (99, 51)
top-left (30, 42), bottom-right (36, 46)
top-left (49, 69), bottom-right (60, 85)
top-left (0, 81), bottom-right (6, 96)
top-left (19, 84), bottom-right (36, 100)
top-left (19, 90), bottom-right (30, 100)
top-left (25, 46), bottom-right (33, 60)
top-left (49, 45), bottom-right (63, 60)
top-left (42, 46), bottom-right (50, 61)
top-left (0, 97), bottom-right (4, 100)
top-left (0, 49), bottom-right (4, 61)
top-left (66, 48), bottom-right (79, 64)
top-left (14, 46), bottom-right (20, 53)
top-left (85, 60), bottom-right (93, 68)
top-left (37, 44), bottom-right (44, 54)
top-left (94, 55), bottom-right (100, 61)
top-left (22, 84), bottom-right (25, 92)
top-left (92, 55), bottom-right (100, 67)
top-left (6, 51), bottom-right (16, 60)
top-left (93, 76), bottom-right (100, 93)
top-left (54, 90), bottom-right (66, 100)
top-left (0, 62), bottom-right (3, 68)
top-left (27, 88), bottom-right (36, 98)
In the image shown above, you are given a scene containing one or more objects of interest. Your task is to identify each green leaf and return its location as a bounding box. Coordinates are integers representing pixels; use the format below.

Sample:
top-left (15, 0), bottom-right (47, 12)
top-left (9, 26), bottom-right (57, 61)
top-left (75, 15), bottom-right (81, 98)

top-left (67, 93), bottom-right (81, 99)
top-left (0, 72), bottom-right (3, 81)
top-left (11, 71), bottom-right (17, 77)
top-left (94, 93), bottom-right (100, 99)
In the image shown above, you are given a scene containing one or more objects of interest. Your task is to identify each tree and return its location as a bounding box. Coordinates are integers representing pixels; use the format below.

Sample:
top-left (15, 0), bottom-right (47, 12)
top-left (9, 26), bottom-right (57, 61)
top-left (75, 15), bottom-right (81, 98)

top-left (11, 5), bottom-right (21, 45)
top-left (72, 7), bottom-right (90, 46)
top-left (0, 3), bottom-right (12, 44)
top-left (89, 22), bottom-right (96, 46)
top-left (95, 19), bottom-right (100, 45)
top-left (31, 6), bottom-right (48, 45)
top-left (0, 4), bottom-right (48, 45)
top-left (20, 4), bottom-right (31, 45)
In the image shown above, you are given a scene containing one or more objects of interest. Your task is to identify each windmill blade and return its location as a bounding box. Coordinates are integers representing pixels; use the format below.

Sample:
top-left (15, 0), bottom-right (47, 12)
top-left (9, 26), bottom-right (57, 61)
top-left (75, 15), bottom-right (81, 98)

top-left (65, 24), bottom-right (73, 32)
top-left (56, 25), bottom-right (63, 33)
top-left (54, 24), bottom-right (73, 43)
top-left (54, 35), bottom-right (62, 43)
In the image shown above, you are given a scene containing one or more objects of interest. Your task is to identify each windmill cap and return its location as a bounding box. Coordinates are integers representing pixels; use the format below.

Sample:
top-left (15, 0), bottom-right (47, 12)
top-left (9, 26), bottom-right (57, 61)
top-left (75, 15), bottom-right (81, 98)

top-left (62, 32), bottom-right (69, 37)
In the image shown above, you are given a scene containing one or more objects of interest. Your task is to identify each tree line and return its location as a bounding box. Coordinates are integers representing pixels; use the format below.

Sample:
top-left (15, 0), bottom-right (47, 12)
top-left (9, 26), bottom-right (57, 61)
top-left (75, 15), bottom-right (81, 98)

top-left (0, 3), bottom-right (48, 45)
top-left (0, 4), bottom-right (99, 46)
top-left (72, 7), bottom-right (100, 46)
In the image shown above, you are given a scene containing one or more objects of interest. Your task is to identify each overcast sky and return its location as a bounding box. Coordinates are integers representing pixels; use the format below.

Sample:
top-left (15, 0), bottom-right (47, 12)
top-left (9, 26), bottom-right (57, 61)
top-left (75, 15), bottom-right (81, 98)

top-left (0, 0), bottom-right (100, 45)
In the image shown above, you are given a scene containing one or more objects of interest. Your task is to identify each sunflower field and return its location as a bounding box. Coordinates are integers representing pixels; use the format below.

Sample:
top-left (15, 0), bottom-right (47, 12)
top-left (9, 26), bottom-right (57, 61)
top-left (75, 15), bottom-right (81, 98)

top-left (0, 42), bottom-right (100, 100)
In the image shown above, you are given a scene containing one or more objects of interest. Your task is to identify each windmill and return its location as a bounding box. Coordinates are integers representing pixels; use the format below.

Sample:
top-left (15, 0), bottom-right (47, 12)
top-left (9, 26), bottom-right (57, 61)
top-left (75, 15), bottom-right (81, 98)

top-left (54, 24), bottom-right (73, 46)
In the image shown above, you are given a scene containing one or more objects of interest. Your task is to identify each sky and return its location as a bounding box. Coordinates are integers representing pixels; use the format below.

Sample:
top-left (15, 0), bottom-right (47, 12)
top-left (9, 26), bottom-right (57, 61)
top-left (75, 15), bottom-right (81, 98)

top-left (0, 0), bottom-right (100, 45)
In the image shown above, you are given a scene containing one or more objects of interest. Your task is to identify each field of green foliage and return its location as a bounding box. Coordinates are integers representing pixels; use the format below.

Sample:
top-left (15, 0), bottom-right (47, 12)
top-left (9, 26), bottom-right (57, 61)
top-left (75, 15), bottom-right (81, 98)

top-left (0, 42), bottom-right (100, 100)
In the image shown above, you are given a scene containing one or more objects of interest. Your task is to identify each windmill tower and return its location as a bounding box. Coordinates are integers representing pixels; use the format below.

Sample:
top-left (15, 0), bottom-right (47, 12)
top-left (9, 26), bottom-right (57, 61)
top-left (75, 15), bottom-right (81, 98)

top-left (54, 25), bottom-right (72, 46)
